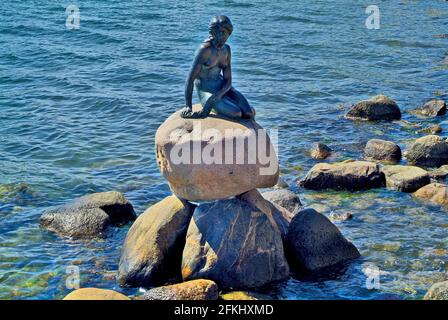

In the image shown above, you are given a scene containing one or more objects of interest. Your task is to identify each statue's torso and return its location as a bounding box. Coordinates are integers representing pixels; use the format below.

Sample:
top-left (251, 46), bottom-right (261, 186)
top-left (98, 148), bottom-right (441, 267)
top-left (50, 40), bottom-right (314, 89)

top-left (194, 43), bottom-right (229, 94)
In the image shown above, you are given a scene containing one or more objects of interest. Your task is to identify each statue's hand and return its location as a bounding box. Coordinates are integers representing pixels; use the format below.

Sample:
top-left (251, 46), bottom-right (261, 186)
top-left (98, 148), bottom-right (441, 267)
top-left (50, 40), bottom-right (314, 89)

top-left (180, 107), bottom-right (205, 119)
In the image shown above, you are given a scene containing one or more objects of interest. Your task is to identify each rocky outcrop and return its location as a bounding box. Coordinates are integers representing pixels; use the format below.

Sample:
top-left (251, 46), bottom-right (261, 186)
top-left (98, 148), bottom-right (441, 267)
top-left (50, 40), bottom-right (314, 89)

top-left (310, 143), bottom-right (332, 160)
top-left (181, 196), bottom-right (289, 289)
top-left (412, 183), bottom-right (448, 207)
top-left (300, 160), bottom-right (385, 191)
top-left (381, 165), bottom-right (430, 193)
top-left (345, 95), bottom-right (401, 121)
top-left (117, 195), bottom-right (195, 287)
top-left (285, 208), bottom-right (360, 272)
top-left (423, 281), bottom-right (448, 300)
top-left (416, 124), bottom-right (442, 135)
top-left (155, 106), bottom-right (279, 201)
top-left (39, 191), bottom-right (136, 238)
top-left (63, 288), bottom-right (130, 300)
top-left (406, 135), bottom-right (448, 167)
top-left (364, 139), bottom-right (401, 163)
top-left (261, 189), bottom-right (302, 215)
top-left (220, 291), bottom-right (273, 300)
top-left (143, 279), bottom-right (218, 300)
top-left (410, 100), bottom-right (446, 117)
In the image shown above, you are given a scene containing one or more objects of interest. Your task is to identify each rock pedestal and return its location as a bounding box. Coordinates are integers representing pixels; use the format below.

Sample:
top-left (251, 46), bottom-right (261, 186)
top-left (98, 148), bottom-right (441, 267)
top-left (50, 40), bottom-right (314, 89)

top-left (155, 106), bottom-right (279, 201)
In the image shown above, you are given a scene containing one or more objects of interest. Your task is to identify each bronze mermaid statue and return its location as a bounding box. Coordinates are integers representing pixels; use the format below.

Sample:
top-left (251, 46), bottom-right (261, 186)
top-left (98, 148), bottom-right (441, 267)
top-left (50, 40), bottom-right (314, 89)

top-left (181, 15), bottom-right (255, 120)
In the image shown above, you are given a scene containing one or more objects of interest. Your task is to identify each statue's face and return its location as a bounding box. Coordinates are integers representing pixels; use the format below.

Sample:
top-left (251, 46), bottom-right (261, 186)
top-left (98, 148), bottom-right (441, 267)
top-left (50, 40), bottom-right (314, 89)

top-left (213, 27), bottom-right (230, 48)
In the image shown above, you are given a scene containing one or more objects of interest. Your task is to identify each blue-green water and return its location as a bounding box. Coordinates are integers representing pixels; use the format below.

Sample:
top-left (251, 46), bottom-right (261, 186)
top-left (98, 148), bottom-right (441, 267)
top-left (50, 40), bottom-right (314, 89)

top-left (1, 0), bottom-right (447, 299)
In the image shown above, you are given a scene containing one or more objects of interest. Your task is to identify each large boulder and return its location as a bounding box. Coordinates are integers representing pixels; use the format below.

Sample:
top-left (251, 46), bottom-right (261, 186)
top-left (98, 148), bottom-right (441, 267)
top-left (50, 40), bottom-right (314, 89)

top-left (155, 106), bottom-right (279, 201)
top-left (261, 189), bottom-right (302, 215)
top-left (238, 189), bottom-right (294, 240)
top-left (380, 165), bottom-right (430, 193)
top-left (345, 95), bottom-right (401, 121)
top-left (300, 160), bottom-right (385, 191)
top-left (285, 208), bottom-right (360, 272)
top-left (118, 195), bottom-right (195, 287)
top-left (406, 135), bottom-right (448, 167)
top-left (143, 279), bottom-right (218, 300)
top-left (63, 288), bottom-right (130, 300)
top-left (310, 142), bottom-right (332, 160)
top-left (410, 100), bottom-right (446, 117)
top-left (412, 183), bottom-right (448, 207)
top-left (39, 191), bottom-right (136, 238)
top-left (364, 139), bottom-right (401, 163)
top-left (423, 281), bottom-right (448, 300)
top-left (181, 197), bottom-right (289, 289)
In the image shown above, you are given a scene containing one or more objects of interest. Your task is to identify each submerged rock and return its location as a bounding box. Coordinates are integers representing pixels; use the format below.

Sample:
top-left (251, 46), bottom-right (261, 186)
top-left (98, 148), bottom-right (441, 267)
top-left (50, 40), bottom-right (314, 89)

top-left (261, 189), bottom-right (302, 215)
top-left (412, 183), bottom-right (448, 207)
top-left (63, 288), bottom-right (130, 300)
top-left (155, 106), bottom-right (279, 201)
top-left (285, 208), bottom-right (360, 272)
top-left (410, 100), bottom-right (446, 117)
top-left (143, 279), bottom-right (218, 300)
top-left (310, 143), bottom-right (332, 160)
top-left (423, 281), bottom-right (448, 300)
top-left (274, 176), bottom-right (289, 189)
top-left (39, 191), bottom-right (136, 238)
top-left (329, 211), bottom-right (353, 222)
top-left (300, 160), bottom-right (385, 191)
top-left (117, 195), bottom-right (195, 288)
top-left (345, 95), bottom-right (401, 121)
top-left (181, 196), bottom-right (289, 289)
top-left (380, 165), bottom-right (430, 193)
top-left (416, 124), bottom-right (442, 135)
top-left (406, 135), bottom-right (448, 167)
top-left (364, 139), bottom-right (401, 163)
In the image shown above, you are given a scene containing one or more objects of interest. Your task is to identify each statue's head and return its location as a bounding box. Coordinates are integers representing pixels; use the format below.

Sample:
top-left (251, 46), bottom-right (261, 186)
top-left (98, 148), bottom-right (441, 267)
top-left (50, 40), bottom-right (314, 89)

top-left (208, 15), bottom-right (233, 48)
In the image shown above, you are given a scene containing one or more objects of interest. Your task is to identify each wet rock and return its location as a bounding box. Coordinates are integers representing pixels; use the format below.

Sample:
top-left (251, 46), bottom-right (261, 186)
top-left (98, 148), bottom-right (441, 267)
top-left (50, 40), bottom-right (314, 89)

top-left (416, 124), bottom-right (442, 135)
top-left (39, 191), bottom-right (136, 238)
top-left (238, 189), bottom-right (294, 240)
top-left (220, 291), bottom-right (273, 300)
top-left (285, 208), bottom-right (360, 272)
top-left (345, 95), bottom-right (401, 121)
top-left (364, 139), bottom-right (402, 163)
top-left (155, 106), bottom-right (279, 201)
top-left (118, 195), bottom-right (195, 287)
top-left (412, 183), bottom-right (448, 207)
top-left (406, 135), bottom-right (448, 167)
top-left (261, 189), bottom-right (302, 215)
top-left (428, 167), bottom-right (448, 182)
top-left (423, 281), bottom-right (448, 300)
top-left (329, 212), bottom-right (353, 222)
top-left (181, 197), bottom-right (289, 289)
top-left (63, 288), bottom-right (130, 300)
top-left (143, 279), bottom-right (218, 300)
top-left (380, 165), bottom-right (430, 193)
top-left (310, 143), bottom-right (332, 160)
top-left (300, 160), bottom-right (385, 191)
top-left (274, 176), bottom-right (289, 189)
top-left (410, 100), bottom-right (446, 117)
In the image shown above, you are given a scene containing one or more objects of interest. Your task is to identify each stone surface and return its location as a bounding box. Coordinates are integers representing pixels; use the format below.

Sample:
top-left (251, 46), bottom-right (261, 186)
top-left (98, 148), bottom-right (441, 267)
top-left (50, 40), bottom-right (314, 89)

top-left (412, 183), bottom-right (448, 207)
top-left (220, 291), bottom-right (273, 300)
top-left (329, 212), bottom-right (353, 222)
top-left (238, 189), bottom-right (294, 240)
top-left (285, 208), bottom-right (360, 271)
top-left (274, 176), bottom-right (289, 189)
top-left (39, 191), bottom-right (136, 238)
top-left (155, 106), bottom-right (279, 201)
top-left (410, 100), bottom-right (446, 117)
top-left (118, 195), bottom-right (195, 287)
top-left (181, 197), bottom-right (289, 289)
top-left (143, 279), bottom-right (218, 300)
top-left (261, 189), bottom-right (302, 215)
top-left (416, 124), bottom-right (442, 135)
top-left (364, 139), bottom-right (401, 163)
top-left (310, 142), bottom-right (332, 160)
top-left (423, 281), bottom-right (448, 300)
top-left (406, 135), bottom-right (448, 167)
top-left (63, 288), bottom-right (130, 300)
top-left (300, 160), bottom-right (385, 191)
top-left (380, 165), bottom-right (430, 193)
top-left (345, 95), bottom-right (401, 121)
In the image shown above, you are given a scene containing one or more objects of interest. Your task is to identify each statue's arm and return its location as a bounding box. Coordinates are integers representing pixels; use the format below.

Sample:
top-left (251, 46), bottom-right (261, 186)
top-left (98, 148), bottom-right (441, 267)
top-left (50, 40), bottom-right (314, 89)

top-left (184, 47), bottom-right (206, 109)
